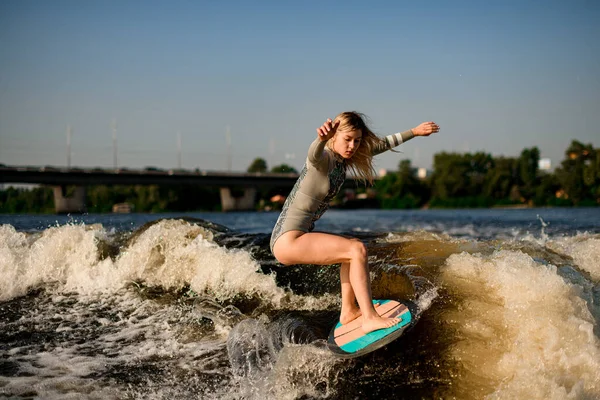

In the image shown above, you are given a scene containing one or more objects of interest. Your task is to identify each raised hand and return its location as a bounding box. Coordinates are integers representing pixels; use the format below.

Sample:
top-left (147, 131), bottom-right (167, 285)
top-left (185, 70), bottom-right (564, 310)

top-left (316, 118), bottom-right (340, 142)
top-left (412, 121), bottom-right (440, 136)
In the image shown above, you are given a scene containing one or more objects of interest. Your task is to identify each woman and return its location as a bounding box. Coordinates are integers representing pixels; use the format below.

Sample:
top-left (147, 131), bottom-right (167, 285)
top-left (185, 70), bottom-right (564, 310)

top-left (271, 111), bottom-right (439, 333)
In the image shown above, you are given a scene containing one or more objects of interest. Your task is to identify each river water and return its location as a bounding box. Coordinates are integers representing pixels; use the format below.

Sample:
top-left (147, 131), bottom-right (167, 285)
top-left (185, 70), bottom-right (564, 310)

top-left (1, 208), bottom-right (599, 399)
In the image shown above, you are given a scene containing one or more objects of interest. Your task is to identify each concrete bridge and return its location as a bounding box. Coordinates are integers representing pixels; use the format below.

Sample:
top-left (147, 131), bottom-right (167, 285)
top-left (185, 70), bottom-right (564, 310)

top-left (1, 165), bottom-right (356, 213)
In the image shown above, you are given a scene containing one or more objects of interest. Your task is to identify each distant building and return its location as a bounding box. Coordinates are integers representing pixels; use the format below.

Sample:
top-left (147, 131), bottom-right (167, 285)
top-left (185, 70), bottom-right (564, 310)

top-left (112, 203), bottom-right (134, 213)
top-left (270, 194), bottom-right (286, 204)
top-left (377, 167), bottom-right (430, 179)
top-left (538, 158), bottom-right (551, 171)
top-left (417, 168), bottom-right (430, 179)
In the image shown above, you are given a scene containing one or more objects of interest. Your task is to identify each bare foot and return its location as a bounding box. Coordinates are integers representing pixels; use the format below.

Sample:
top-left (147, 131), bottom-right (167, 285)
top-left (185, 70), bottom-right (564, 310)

top-left (340, 302), bottom-right (381, 325)
top-left (362, 316), bottom-right (401, 334)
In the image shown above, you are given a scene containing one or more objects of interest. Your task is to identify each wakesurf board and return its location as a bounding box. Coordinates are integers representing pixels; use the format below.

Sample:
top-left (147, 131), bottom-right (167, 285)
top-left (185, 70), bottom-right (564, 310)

top-left (327, 299), bottom-right (414, 358)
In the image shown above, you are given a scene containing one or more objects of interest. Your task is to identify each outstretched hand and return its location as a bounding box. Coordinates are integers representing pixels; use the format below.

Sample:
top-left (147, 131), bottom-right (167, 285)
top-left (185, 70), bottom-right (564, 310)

top-left (412, 121), bottom-right (440, 136)
top-left (316, 118), bottom-right (339, 142)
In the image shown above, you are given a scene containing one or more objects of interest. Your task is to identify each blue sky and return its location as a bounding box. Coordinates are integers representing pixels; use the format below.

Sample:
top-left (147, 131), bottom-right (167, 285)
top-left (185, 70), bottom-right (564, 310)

top-left (1, 0), bottom-right (599, 173)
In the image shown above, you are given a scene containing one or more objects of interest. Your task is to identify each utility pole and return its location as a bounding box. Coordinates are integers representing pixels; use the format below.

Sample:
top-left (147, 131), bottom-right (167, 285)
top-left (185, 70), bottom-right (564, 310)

top-left (269, 138), bottom-right (275, 170)
top-left (66, 124), bottom-right (72, 168)
top-left (177, 132), bottom-right (182, 169)
top-left (225, 125), bottom-right (232, 171)
top-left (111, 119), bottom-right (118, 170)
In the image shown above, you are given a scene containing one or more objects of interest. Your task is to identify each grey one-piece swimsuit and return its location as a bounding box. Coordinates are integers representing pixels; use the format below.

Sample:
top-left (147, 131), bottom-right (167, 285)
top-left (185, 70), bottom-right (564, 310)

top-left (270, 130), bottom-right (415, 253)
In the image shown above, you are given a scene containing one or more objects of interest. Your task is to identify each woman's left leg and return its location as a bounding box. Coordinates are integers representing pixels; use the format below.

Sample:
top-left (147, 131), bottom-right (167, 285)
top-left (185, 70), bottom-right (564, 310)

top-left (273, 230), bottom-right (399, 333)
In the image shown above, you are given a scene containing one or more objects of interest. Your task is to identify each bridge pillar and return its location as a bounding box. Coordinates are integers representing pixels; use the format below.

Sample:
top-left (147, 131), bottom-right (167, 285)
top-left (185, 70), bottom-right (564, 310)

top-left (219, 187), bottom-right (257, 211)
top-left (52, 186), bottom-right (87, 214)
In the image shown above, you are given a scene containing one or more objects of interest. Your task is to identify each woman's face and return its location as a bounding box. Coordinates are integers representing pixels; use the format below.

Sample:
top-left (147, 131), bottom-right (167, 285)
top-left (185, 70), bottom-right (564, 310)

top-left (332, 128), bottom-right (362, 159)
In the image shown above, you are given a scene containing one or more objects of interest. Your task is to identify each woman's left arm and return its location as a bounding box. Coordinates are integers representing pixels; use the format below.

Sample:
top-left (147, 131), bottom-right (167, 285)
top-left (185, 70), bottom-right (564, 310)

top-left (372, 121), bottom-right (440, 155)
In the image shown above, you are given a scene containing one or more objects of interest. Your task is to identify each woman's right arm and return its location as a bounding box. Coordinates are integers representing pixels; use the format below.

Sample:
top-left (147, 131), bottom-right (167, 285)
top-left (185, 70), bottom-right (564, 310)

top-left (307, 138), bottom-right (328, 165)
top-left (308, 118), bottom-right (339, 166)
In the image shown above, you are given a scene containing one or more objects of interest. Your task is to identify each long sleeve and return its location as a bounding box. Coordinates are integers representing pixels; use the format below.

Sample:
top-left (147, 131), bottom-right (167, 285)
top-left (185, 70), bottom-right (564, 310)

top-left (307, 137), bottom-right (329, 167)
top-left (371, 130), bottom-right (415, 156)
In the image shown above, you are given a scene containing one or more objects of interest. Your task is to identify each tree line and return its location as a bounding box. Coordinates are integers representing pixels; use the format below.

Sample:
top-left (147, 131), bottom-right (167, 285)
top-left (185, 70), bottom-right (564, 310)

top-left (0, 185), bottom-right (222, 214)
top-left (1, 140), bottom-right (598, 213)
top-left (252, 140), bottom-right (599, 209)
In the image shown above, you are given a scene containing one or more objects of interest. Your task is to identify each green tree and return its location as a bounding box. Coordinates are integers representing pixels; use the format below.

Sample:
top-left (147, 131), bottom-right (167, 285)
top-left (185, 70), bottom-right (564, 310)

top-left (555, 141), bottom-right (595, 205)
top-left (483, 156), bottom-right (518, 202)
top-left (534, 172), bottom-right (563, 206)
top-left (430, 152), bottom-right (470, 200)
top-left (467, 152), bottom-right (494, 195)
top-left (0, 186), bottom-right (54, 213)
top-left (247, 158), bottom-right (268, 173)
top-left (85, 184), bottom-right (221, 213)
top-left (429, 152), bottom-right (494, 207)
top-left (375, 159), bottom-right (429, 208)
top-left (583, 148), bottom-right (600, 203)
top-left (516, 147), bottom-right (540, 202)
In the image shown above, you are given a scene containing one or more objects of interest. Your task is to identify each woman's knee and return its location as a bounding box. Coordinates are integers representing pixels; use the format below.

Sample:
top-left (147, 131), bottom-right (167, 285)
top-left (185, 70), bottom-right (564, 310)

top-left (348, 239), bottom-right (367, 261)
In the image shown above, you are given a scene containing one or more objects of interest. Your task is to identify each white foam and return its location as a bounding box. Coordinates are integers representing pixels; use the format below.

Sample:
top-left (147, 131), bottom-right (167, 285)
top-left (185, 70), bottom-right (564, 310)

top-left (267, 344), bottom-right (340, 400)
top-left (415, 287), bottom-right (438, 312)
top-left (0, 223), bottom-right (104, 301)
top-left (0, 220), bottom-right (338, 312)
top-left (222, 340), bottom-right (340, 400)
top-left (0, 224), bottom-right (29, 300)
top-left (114, 219), bottom-right (336, 309)
top-left (546, 235), bottom-right (600, 282)
top-left (440, 250), bottom-right (600, 398)
top-left (189, 239), bottom-right (286, 304)
top-left (383, 230), bottom-right (452, 243)
top-left (1, 289), bottom-right (230, 399)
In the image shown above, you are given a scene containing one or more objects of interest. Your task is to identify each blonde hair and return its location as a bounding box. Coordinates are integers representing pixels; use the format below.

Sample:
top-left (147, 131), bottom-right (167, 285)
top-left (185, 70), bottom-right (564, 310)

top-left (326, 111), bottom-right (385, 185)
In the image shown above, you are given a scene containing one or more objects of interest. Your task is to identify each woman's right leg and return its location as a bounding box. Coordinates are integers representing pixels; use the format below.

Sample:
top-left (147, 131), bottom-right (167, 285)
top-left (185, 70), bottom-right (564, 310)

top-left (273, 230), bottom-right (400, 333)
top-left (339, 262), bottom-right (362, 324)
